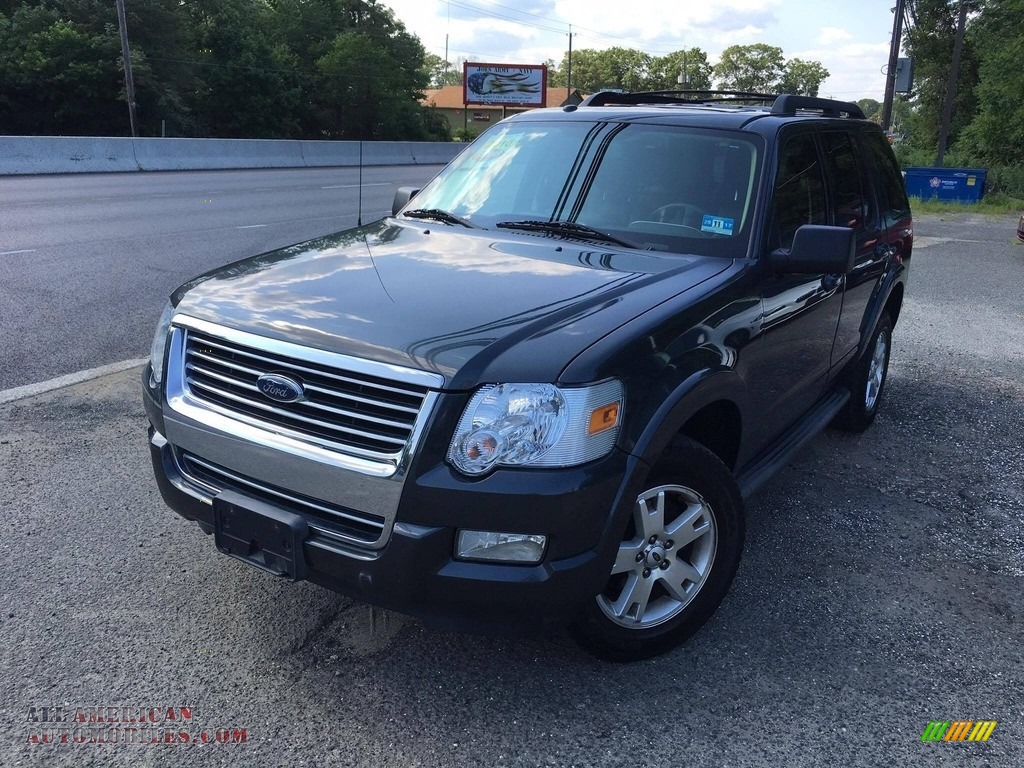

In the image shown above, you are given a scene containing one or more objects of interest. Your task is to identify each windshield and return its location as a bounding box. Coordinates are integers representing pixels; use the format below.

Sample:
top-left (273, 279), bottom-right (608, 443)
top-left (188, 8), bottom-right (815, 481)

top-left (406, 120), bottom-right (762, 258)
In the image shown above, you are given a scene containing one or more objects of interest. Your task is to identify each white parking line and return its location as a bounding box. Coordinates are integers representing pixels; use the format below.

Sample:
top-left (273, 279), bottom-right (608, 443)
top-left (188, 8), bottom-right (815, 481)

top-left (320, 183), bottom-right (391, 189)
top-left (0, 249), bottom-right (36, 256)
top-left (236, 224), bottom-right (268, 229)
top-left (0, 358), bottom-right (149, 405)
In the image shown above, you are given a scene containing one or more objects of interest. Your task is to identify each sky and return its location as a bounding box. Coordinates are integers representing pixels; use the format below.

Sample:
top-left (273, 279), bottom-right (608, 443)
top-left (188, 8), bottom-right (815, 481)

top-left (381, 0), bottom-right (899, 102)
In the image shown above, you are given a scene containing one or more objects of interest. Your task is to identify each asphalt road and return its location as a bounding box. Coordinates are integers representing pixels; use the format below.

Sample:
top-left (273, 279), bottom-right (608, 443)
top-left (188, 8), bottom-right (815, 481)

top-left (0, 213), bottom-right (1021, 767)
top-left (0, 165), bottom-right (445, 389)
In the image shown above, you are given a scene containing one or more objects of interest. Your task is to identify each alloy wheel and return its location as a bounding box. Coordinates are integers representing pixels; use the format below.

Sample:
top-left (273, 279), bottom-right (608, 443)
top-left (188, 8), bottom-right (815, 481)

top-left (597, 484), bottom-right (717, 629)
top-left (865, 329), bottom-right (889, 410)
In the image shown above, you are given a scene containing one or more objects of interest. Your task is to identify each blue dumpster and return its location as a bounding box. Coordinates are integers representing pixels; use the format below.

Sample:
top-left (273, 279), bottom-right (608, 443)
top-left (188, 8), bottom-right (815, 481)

top-left (903, 167), bottom-right (987, 203)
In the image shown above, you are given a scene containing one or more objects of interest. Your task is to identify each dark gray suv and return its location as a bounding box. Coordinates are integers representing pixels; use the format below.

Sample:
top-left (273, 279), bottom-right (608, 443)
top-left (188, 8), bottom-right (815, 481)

top-left (143, 92), bottom-right (912, 660)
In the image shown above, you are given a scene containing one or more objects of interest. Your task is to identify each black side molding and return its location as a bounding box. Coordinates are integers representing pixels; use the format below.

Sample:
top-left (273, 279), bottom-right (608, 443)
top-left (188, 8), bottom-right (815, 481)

top-left (735, 387), bottom-right (850, 499)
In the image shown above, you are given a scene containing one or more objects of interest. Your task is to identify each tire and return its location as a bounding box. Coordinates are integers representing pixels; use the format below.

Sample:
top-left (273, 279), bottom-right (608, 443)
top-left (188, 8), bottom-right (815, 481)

top-left (833, 312), bottom-right (892, 433)
top-left (570, 437), bottom-right (745, 662)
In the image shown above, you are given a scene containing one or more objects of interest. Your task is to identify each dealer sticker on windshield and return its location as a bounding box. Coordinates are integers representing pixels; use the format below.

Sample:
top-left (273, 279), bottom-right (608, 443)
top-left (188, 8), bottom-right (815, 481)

top-left (701, 215), bottom-right (735, 236)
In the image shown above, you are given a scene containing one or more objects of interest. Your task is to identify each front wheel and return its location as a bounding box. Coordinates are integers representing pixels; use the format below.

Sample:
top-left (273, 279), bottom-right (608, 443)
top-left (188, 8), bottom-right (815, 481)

top-left (570, 438), bottom-right (745, 661)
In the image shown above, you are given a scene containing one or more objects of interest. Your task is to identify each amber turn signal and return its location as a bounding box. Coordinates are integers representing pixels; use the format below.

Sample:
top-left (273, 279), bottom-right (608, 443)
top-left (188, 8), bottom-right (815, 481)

top-left (588, 402), bottom-right (620, 435)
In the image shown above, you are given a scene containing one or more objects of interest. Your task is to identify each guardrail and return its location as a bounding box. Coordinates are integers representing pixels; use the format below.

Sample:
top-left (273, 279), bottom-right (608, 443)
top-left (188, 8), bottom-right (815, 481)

top-left (0, 136), bottom-right (466, 175)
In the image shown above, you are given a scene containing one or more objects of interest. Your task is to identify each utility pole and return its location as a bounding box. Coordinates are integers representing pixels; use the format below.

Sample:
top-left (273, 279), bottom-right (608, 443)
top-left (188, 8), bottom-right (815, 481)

top-left (444, 0), bottom-right (450, 84)
top-left (115, 0), bottom-right (139, 137)
top-left (935, 0), bottom-right (969, 166)
top-left (677, 50), bottom-right (690, 89)
top-left (881, 0), bottom-right (907, 132)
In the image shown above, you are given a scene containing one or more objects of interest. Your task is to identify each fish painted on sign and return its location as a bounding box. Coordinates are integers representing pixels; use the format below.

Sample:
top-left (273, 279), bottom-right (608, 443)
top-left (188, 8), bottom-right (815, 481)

top-left (467, 71), bottom-right (541, 96)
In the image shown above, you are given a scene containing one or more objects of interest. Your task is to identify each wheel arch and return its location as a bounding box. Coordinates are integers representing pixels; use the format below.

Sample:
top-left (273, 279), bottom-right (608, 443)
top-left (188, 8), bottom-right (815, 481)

top-left (884, 281), bottom-right (904, 328)
top-left (860, 268), bottom-right (906, 354)
top-left (630, 369), bottom-right (748, 472)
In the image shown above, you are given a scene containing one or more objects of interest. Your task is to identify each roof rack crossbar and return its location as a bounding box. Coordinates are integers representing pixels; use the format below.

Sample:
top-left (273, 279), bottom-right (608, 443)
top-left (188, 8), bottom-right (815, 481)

top-left (642, 89), bottom-right (778, 100)
top-left (581, 89), bottom-right (778, 107)
top-left (770, 95), bottom-right (866, 119)
top-left (579, 90), bottom-right (867, 121)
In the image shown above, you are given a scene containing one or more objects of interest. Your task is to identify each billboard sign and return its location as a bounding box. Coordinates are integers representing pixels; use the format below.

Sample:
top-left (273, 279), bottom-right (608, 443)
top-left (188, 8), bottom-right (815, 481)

top-left (463, 63), bottom-right (547, 108)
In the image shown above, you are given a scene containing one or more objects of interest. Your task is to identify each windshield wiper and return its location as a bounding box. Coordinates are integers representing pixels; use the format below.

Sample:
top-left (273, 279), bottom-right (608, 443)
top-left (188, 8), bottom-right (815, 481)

top-left (496, 219), bottom-right (644, 250)
top-left (403, 208), bottom-right (479, 229)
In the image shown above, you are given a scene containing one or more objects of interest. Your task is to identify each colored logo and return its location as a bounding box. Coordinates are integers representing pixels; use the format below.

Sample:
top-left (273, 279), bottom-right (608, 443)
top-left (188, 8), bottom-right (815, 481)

top-left (920, 721), bottom-right (997, 742)
top-left (256, 373), bottom-right (304, 403)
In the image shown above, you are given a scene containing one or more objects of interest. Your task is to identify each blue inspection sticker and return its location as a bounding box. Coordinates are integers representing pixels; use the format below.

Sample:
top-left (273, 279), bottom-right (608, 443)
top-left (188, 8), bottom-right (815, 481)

top-left (700, 215), bottom-right (735, 236)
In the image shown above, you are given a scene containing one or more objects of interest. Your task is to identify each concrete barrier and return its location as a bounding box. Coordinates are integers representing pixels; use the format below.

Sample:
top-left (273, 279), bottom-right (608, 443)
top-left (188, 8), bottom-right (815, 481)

top-left (298, 140), bottom-right (361, 167)
top-left (364, 142), bottom-right (417, 166)
top-left (132, 138), bottom-right (304, 171)
top-left (411, 142), bottom-right (467, 165)
top-left (0, 136), bottom-right (465, 175)
top-left (0, 136), bottom-right (139, 174)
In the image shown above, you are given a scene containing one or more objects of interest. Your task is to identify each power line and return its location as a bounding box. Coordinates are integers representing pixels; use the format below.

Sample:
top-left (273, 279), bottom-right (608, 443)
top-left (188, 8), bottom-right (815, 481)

top-left (445, 0), bottom-right (566, 35)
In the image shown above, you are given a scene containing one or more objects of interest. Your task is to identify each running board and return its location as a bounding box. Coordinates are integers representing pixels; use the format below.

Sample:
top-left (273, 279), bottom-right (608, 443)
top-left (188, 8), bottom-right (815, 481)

top-left (735, 388), bottom-right (850, 499)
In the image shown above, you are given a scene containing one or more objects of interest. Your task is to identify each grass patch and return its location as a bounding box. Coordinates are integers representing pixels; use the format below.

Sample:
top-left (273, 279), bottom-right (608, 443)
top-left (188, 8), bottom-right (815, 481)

top-left (911, 193), bottom-right (1024, 215)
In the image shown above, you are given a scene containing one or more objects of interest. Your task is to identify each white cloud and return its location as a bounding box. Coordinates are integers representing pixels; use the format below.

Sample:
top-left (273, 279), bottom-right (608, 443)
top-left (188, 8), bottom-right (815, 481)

top-left (820, 26), bottom-right (854, 46)
top-left (790, 41), bottom-right (889, 100)
top-left (709, 25), bottom-right (773, 50)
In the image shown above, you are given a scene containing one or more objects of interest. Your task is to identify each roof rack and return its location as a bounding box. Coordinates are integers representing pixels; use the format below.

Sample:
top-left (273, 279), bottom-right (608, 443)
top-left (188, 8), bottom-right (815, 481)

top-left (770, 94), bottom-right (865, 119)
top-left (582, 90), bottom-right (776, 107)
top-left (580, 90), bottom-right (866, 120)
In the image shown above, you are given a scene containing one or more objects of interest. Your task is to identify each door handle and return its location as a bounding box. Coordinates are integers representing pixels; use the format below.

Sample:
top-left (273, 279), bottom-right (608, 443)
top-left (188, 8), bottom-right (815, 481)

top-left (874, 242), bottom-right (896, 259)
top-left (822, 273), bottom-right (842, 291)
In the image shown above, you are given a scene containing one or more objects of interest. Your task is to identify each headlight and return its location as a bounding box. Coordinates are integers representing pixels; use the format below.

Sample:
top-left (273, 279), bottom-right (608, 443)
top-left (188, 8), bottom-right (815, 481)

top-left (447, 380), bottom-right (623, 475)
top-left (148, 301), bottom-right (174, 387)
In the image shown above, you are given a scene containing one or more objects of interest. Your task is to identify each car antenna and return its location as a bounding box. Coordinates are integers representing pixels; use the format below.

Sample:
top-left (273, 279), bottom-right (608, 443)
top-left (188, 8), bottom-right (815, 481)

top-left (357, 138), bottom-right (364, 227)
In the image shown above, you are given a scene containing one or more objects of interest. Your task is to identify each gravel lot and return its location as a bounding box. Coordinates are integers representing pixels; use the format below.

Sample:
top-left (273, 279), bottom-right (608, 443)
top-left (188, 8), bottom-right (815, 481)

top-left (1, 212), bottom-right (1021, 767)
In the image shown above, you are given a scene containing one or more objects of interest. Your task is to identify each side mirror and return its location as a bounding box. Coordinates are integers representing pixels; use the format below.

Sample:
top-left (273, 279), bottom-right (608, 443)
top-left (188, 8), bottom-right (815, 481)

top-left (392, 187), bottom-right (420, 217)
top-left (770, 225), bottom-right (856, 274)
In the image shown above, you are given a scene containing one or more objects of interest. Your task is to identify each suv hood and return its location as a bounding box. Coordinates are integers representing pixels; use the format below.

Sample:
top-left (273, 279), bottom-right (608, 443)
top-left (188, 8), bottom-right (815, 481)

top-left (173, 219), bottom-right (730, 388)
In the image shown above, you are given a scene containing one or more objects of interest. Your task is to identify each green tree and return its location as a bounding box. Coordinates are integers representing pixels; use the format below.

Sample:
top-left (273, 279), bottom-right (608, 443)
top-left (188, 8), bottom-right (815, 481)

top-left (902, 0), bottom-right (980, 153)
top-left (778, 58), bottom-right (830, 96)
top-left (713, 44), bottom-right (785, 92)
top-left (187, 1), bottom-right (303, 138)
top-left (649, 48), bottom-right (712, 90)
top-left (0, 4), bottom-right (122, 135)
top-left (317, 32), bottom-right (440, 140)
top-left (557, 47), bottom-right (653, 92)
top-left (123, 0), bottom-right (203, 136)
top-left (957, 0), bottom-right (1024, 165)
top-left (0, 0), bottom-right (458, 139)
top-left (422, 53), bottom-right (463, 87)
top-left (856, 97), bottom-right (882, 122)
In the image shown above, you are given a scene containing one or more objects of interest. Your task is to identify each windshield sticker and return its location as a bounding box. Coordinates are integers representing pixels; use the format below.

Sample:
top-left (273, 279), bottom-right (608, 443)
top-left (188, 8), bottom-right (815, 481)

top-left (701, 215), bottom-right (735, 236)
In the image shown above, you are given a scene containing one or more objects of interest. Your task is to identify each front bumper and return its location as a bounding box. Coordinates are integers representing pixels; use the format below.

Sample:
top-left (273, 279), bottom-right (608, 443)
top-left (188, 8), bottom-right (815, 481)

top-left (145, 380), bottom-right (639, 633)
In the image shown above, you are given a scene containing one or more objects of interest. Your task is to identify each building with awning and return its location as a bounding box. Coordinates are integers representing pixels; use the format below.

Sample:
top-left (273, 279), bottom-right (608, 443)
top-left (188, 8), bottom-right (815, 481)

top-left (421, 86), bottom-right (585, 137)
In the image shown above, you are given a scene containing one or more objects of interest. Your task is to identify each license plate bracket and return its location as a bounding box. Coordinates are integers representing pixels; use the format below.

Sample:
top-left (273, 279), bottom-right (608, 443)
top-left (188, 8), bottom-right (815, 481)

top-left (212, 491), bottom-right (309, 581)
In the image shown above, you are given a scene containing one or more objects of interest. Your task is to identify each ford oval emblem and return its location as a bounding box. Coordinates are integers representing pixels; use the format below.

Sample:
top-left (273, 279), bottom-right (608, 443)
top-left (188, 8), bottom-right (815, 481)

top-left (257, 373), bottom-right (304, 403)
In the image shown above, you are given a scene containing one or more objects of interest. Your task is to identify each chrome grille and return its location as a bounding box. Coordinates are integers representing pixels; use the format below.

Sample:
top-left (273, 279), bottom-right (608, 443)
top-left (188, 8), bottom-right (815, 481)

top-left (175, 450), bottom-right (384, 545)
top-left (182, 329), bottom-right (430, 461)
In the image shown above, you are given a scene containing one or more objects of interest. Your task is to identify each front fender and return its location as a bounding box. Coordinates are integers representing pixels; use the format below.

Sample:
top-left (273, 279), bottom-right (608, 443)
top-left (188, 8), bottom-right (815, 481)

top-left (629, 367), bottom-right (749, 468)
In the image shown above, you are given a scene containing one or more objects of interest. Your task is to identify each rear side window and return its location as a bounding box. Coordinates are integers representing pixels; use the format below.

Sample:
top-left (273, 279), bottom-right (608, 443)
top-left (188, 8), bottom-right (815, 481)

top-left (861, 130), bottom-right (911, 225)
top-left (770, 133), bottom-right (827, 250)
top-left (821, 131), bottom-right (872, 229)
